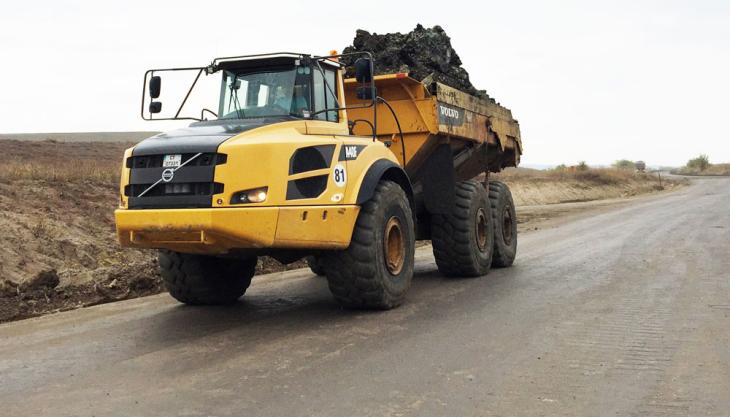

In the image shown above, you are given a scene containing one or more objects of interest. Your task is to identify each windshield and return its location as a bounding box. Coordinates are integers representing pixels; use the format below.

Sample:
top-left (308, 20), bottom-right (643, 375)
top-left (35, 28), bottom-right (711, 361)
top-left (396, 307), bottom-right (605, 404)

top-left (219, 66), bottom-right (312, 119)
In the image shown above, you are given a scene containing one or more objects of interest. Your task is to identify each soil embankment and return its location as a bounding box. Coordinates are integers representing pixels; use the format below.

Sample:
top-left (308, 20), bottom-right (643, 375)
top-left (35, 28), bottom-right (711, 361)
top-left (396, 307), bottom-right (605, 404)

top-left (0, 140), bottom-right (307, 322)
top-left (494, 167), bottom-right (676, 206)
top-left (0, 141), bottom-right (683, 323)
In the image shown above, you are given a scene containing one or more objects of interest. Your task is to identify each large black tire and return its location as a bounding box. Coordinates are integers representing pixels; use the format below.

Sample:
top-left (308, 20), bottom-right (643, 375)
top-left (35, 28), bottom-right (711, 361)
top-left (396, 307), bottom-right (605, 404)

top-left (431, 180), bottom-right (494, 277)
top-left (306, 256), bottom-right (326, 276)
top-left (323, 180), bottom-right (415, 309)
top-left (489, 180), bottom-right (517, 267)
top-left (158, 251), bottom-right (256, 305)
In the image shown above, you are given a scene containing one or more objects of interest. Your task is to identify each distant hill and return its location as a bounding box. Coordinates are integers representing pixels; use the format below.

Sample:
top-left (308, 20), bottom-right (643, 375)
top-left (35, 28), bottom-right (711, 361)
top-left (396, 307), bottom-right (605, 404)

top-left (0, 132), bottom-right (158, 143)
top-left (520, 163), bottom-right (557, 170)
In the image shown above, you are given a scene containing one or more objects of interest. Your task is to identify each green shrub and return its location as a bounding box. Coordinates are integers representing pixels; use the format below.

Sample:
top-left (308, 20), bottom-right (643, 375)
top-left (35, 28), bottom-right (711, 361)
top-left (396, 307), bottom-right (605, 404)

top-left (686, 154), bottom-right (710, 171)
top-left (613, 159), bottom-right (635, 170)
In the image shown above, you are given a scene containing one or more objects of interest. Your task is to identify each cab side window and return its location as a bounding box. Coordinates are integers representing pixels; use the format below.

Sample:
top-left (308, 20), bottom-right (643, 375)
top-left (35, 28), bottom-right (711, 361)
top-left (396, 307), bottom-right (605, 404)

top-left (313, 68), bottom-right (339, 122)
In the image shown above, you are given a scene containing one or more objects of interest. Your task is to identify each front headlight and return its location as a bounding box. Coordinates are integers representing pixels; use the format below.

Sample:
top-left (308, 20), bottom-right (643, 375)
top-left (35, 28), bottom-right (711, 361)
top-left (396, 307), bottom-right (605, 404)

top-left (231, 186), bottom-right (268, 204)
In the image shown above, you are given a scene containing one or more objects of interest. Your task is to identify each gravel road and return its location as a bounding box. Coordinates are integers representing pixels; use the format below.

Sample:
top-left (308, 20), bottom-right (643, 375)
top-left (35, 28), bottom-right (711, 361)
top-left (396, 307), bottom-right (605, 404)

top-left (1, 178), bottom-right (727, 417)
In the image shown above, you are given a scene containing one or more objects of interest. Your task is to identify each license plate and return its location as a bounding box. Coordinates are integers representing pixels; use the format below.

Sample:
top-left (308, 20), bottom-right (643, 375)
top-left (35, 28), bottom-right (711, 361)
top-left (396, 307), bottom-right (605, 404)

top-left (163, 154), bottom-right (182, 168)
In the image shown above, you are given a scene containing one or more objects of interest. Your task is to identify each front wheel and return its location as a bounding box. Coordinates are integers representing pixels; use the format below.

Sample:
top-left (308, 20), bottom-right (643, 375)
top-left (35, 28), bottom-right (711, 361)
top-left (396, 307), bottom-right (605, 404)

top-left (158, 251), bottom-right (256, 305)
top-left (323, 180), bottom-right (415, 309)
top-left (305, 256), bottom-right (326, 276)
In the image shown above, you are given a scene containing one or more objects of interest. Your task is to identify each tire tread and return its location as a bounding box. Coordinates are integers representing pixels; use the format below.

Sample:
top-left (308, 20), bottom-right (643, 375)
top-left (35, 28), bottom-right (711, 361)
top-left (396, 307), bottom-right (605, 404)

top-left (159, 251), bottom-right (255, 305)
top-left (323, 181), bottom-right (414, 309)
top-left (431, 180), bottom-right (494, 277)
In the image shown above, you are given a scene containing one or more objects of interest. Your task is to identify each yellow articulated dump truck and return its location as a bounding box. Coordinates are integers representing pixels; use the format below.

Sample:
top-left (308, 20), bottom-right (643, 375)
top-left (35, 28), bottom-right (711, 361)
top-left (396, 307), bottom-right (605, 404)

top-left (115, 52), bottom-right (522, 309)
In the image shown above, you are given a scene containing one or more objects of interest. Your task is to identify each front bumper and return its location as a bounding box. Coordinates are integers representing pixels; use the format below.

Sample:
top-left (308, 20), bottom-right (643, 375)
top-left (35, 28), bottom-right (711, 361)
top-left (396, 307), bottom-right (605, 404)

top-left (115, 205), bottom-right (360, 254)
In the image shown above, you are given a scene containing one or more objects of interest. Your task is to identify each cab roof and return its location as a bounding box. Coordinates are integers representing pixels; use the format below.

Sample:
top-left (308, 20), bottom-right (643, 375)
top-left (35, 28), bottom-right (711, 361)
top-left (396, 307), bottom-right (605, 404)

top-left (210, 53), bottom-right (341, 73)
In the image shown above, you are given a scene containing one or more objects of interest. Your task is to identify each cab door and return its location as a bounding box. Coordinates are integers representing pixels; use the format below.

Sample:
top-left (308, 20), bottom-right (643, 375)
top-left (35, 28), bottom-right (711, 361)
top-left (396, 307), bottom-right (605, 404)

top-left (305, 64), bottom-right (349, 136)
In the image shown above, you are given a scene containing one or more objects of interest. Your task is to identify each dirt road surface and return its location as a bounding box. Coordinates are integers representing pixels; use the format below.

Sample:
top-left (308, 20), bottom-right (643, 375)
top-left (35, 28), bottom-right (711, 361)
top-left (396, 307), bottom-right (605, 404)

top-left (1, 178), bottom-right (728, 417)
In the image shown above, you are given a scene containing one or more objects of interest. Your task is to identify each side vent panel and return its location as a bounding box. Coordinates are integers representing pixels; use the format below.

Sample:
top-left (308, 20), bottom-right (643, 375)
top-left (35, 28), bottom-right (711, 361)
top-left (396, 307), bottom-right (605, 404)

top-left (289, 145), bottom-right (335, 175)
top-left (286, 175), bottom-right (329, 200)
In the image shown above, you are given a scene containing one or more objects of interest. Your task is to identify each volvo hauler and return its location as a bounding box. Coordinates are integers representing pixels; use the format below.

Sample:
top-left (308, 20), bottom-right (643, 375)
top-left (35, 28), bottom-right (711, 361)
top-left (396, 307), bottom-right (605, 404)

top-left (115, 51), bottom-right (522, 309)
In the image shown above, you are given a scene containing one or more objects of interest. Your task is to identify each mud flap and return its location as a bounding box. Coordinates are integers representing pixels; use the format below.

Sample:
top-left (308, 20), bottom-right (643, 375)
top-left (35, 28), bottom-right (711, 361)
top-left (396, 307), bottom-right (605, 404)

top-left (420, 144), bottom-right (456, 215)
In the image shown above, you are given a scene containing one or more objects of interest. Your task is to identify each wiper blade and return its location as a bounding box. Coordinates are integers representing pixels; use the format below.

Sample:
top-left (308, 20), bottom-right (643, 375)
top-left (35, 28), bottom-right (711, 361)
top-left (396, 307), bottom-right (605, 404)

top-left (230, 86), bottom-right (245, 119)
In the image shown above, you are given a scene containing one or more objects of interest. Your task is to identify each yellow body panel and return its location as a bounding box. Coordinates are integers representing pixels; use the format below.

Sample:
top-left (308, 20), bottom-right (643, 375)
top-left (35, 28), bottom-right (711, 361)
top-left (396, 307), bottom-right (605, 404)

top-left (275, 206), bottom-right (360, 248)
top-left (117, 111), bottom-right (397, 254)
top-left (339, 139), bottom-right (401, 205)
top-left (212, 121), bottom-right (345, 209)
top-left (116, 205), bottom-right (360, 254)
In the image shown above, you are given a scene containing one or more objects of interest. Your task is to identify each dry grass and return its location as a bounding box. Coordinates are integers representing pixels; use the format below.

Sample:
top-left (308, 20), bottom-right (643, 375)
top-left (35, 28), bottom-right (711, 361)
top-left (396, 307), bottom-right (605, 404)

top-left (673, 163), bottom-right (730, 176)
top-left (0, 161), bottom-right (120, 184)
top-left (495, 167), bottom-right (655, 185)
top-left (493, 167), bottom-right (678, 206)
top-left (0, 139), bottom-right (127, 185)
top-left (0, 131), bottom-right (157, 143)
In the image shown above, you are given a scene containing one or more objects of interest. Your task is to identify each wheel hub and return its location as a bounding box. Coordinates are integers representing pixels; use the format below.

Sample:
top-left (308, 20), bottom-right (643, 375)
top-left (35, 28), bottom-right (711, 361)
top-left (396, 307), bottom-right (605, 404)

top-left (502, 205), bottom-right (514, 246)
top-left (384, 216), bottom-right (405, 275)
top-left (476, 208), bottom-right (489, 251)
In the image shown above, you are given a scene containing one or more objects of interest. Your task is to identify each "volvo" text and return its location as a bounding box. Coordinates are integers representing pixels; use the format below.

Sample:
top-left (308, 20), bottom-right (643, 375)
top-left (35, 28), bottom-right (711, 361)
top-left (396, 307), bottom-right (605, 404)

top-left (440, 105), bottom-right (460, 119)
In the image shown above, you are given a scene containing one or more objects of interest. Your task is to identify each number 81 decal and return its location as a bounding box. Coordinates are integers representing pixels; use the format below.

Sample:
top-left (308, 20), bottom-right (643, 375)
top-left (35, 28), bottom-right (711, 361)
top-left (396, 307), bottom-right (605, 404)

top-left (333, 163), bottom-right (347, 187)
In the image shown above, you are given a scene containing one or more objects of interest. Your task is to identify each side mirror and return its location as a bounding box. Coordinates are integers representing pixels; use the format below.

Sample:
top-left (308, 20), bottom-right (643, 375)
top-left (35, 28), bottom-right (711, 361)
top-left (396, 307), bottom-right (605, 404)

top-left (149, 101), bottom-right (162, 114)
top-left (149, 76), bottom-right (161, 99)
top-left (354, 58), bottom-right (372, 83)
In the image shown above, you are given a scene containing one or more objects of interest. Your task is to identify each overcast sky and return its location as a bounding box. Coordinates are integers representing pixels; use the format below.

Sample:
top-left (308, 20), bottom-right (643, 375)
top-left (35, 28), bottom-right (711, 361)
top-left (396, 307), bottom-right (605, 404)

top-left (1, 0), bottom-right (728, 166)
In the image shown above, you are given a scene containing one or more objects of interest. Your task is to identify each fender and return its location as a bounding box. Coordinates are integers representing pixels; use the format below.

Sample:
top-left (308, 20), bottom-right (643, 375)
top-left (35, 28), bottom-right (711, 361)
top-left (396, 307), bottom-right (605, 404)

top-left (356, 159), bottom-right (414, 212)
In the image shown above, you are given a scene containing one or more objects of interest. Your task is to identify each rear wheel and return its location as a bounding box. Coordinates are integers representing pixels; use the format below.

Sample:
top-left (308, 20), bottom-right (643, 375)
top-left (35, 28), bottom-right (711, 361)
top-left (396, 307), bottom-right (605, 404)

top-left (323, 180), bottom-right (415, 309)
top-left (158, 251), bottom-right (256, 305)
top-left (489, 181), bottom-right (517, 267)
top-left (431, 180), bottom-right (494, 277)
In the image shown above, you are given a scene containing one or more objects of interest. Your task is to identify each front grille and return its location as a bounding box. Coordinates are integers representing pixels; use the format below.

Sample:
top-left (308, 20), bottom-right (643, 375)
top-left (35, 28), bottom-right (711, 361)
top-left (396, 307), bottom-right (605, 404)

top-left (126, 153), bottom-right (227, 168)
top-left (126, 152), bottom-right (226, 209)
top-left (125, 182), bottom-right (224, 198)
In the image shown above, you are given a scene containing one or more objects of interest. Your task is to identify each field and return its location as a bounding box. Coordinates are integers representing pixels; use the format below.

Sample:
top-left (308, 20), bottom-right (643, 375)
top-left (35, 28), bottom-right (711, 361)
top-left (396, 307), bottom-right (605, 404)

top-left (0, 139), bottom-right (682, 322)
top-left (493, 166), bottom-right (672, 205)
top-left (672, 163), bottom-right (730, 176)
top-left (0, 132), bottom-right (157, 143)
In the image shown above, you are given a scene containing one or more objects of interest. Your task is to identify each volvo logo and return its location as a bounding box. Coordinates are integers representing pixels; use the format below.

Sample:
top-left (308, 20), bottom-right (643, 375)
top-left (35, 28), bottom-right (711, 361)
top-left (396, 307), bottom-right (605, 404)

top-left (161, 168), bottom-right (175, 182)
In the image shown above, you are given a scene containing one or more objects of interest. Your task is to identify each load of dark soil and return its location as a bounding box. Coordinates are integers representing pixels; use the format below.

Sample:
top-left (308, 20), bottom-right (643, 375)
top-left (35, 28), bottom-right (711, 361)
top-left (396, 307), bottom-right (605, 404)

top-left (342, 24), bottom-right (492, 100)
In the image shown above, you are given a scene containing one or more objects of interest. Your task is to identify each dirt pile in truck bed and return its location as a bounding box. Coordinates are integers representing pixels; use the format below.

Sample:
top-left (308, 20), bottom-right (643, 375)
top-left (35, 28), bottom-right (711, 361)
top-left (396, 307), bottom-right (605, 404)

top-left (342, 24), bottom-right (492, 100)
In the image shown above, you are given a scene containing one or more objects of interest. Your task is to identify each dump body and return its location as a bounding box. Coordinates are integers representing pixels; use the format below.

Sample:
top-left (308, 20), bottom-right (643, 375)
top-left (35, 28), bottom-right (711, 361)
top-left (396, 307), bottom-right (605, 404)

top-left (344, 74), bottom-right (522, 183)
